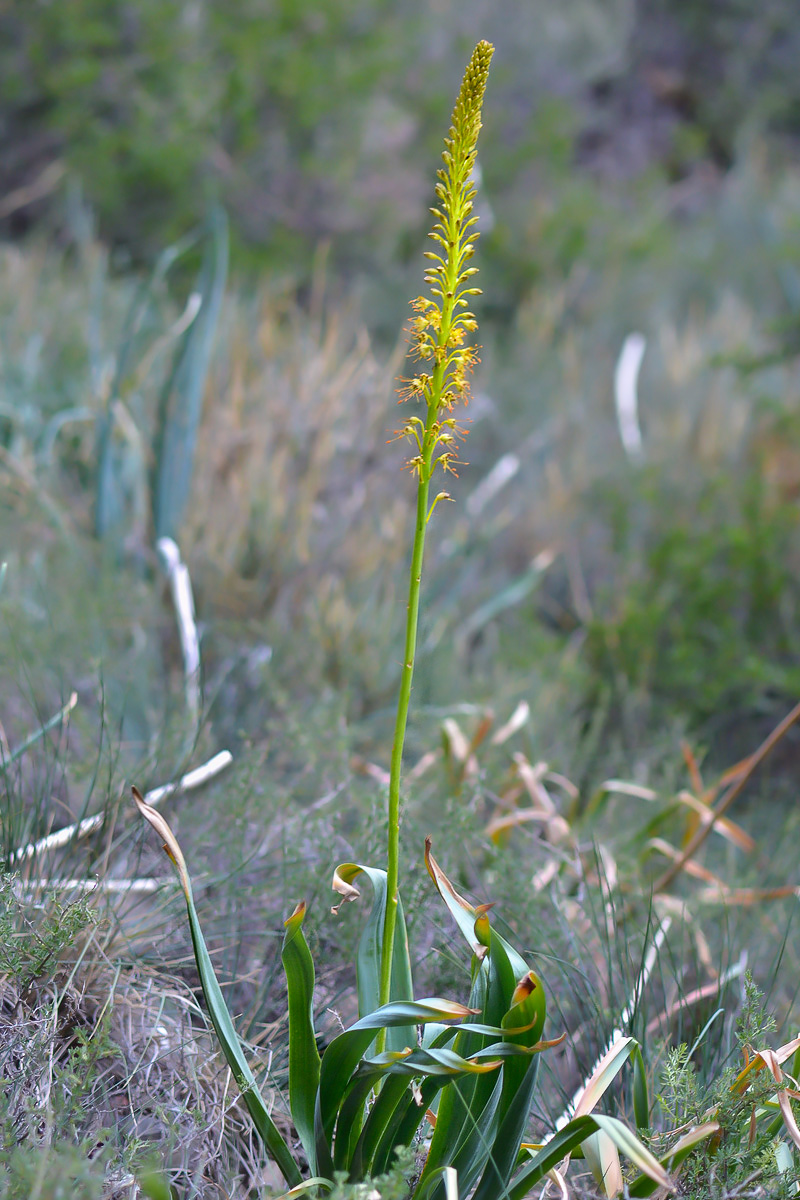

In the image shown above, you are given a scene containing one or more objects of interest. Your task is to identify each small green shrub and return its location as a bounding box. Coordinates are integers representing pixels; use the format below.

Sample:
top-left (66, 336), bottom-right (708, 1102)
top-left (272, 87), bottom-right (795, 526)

top-left (643, 975), bottom-right (800, 1200)
top-left (0, 870), bottom-right (97, 985)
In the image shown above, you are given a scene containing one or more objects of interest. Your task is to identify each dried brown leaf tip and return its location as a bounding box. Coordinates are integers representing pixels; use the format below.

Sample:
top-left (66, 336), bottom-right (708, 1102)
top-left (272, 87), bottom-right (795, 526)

top-left (331, 862), bottom-right (362, 914)
top-left (132, 785), bottom-right (190, 896)
top-left (510, 973), bottom-right (537, 1006)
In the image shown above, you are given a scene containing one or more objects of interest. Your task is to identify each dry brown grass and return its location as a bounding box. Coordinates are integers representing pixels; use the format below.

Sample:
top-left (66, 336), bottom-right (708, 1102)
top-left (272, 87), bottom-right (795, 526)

top-left (0, 883), bottom-right (292, 1198)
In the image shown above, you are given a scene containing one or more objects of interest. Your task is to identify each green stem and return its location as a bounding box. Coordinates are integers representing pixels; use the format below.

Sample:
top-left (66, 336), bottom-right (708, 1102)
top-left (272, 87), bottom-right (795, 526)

top-left (378, 357), bottom-right (450, 1038)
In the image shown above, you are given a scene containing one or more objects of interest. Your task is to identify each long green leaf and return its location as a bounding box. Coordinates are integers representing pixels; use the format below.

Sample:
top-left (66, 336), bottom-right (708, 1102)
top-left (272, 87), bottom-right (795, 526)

top-left (332, 862), bottom-right (415, 1053)
top-left (333, 1074), bottom-right (377, 1173)
top-left (591, 1115), bottom-right (672, 1192)
top-left (627, 1122), bottom-right (719, 1197)
top-left (348, 1072), bottom-right (410, 1180)
top-left (416, 1074), bottom-right (504, 1200)
top-left (336, 1044), bottom-right (505, 1182)
top-left (425, 841), bottom-right (530, 981)
top-left (373, 1076), bottom-right (444, 1176)
top-left (510, 1113), bottom-right (672, 1199)
top-left (417, 916), bottom-right (530, 1200)
top-left (508, 1118), bottom-right (603, 1198)
top-left (370, 1026), bottom-right (468, 1177)
top-left (282, 902), bottom-right (321, 1172)
top-left (133, 789), bottom-right (301, 1187)
top-left (470, 972), bottom-right (548, 1200)
top-left (415, 952), bottom-right (491, 1193)
top-left (582, 1129), bottom-right (623, 1197)
top-left (154, 204), bottom-right (228, 539)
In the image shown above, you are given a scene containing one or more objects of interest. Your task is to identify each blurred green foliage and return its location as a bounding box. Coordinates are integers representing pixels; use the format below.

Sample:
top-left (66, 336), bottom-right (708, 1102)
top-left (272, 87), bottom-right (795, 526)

top-left (0, 0), bottom-right (413, 262)
top-left (585, 471), bottom-right (800, 729)
top-left (1, 9), bottom-right (800, 1195)
top-left (639, 0), bottom-right (800, 160)
top-left (3, 0), bottom-right (799, 288)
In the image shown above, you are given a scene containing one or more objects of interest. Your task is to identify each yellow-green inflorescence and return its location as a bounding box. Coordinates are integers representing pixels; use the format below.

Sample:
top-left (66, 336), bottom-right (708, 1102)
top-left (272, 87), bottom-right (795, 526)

top-left (395, 38), bottom-right (493, 504)
top-left (380, 41), bottom-right (493, 1022)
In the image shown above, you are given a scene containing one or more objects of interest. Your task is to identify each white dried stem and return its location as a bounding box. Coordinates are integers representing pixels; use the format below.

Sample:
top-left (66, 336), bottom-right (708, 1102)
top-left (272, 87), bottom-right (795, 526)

top-left (157, 535), bottom-right (201, 722)
top-left (614, 332), bottom-right (646, 462)
top-left (11, 749), bottom-right (233, 863)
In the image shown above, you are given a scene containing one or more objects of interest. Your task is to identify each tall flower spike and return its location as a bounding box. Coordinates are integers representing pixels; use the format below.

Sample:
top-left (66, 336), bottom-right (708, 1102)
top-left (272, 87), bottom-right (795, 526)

top-left (380, 42), bottom-right (493, 1034)
top-left (397, 39), bottom-right (493, 481)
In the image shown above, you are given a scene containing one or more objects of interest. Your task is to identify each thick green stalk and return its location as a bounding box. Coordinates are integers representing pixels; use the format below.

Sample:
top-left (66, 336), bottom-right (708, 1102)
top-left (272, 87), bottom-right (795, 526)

top-left (379, 469), bottom-right (430, 1013)
top-left (379, 368), bottom-right (445, 1019)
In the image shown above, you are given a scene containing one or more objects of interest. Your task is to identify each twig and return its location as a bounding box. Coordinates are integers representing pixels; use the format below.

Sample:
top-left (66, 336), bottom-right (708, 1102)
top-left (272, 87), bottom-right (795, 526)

top-left (0, 160), bottom-right (66, 220)
top-left (652, 697), bottom-right (800, 894)
top-left (16, 877), bottom-right (161, 894)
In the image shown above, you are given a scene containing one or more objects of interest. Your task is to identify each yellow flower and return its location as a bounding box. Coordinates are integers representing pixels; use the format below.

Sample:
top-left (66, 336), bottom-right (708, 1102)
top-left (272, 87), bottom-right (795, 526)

top-left (396, 39), bottom-right (494, 480)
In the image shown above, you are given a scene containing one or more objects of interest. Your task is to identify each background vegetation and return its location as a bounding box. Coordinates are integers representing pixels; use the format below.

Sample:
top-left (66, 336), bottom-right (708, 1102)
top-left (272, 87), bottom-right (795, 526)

top-left (1, 2), bottom-right (799, 1196)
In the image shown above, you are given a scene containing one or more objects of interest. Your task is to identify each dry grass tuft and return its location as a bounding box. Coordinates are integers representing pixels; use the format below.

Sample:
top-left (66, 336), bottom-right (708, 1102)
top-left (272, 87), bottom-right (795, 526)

top-left (0, 881), bottom-right (291, 1198)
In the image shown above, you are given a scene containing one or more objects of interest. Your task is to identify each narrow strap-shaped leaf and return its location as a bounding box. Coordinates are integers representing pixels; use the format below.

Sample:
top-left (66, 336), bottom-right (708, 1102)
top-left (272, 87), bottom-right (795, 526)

top-left (273, 1179), bottom-right (334, 1199)
top-left (370, 1024), bottom-right (473, 1177)
top-left (332, 863), bottom-right (415, 1053)
top-left (470, 978), bottom-right (546, 1200)
top-left (582, 1129), bottom-right (623, 1197)
top-left (415, 916), bottom-right (510, 1196)
top-left (429, 917), bottom-right (546, 1200)
top-left (508, 1117), bottom-right (602, 1198)
top-left (471, 968), bottom-right (549, 1199)
top-left (317, 998), bottom-right (473, 1142)
top-left (314, 1088), bottom-right (335, 1183)
top-left (425, 840), bottom-right (530, 982)
top-left (591, 1115), bottom-right (672, 1191)
top-left (470, 1057), bottom-right (542, 1200)
top-left (415, 1072), bottom-right (504, 1200)
top-left (133, 789), bottom-right (301, 1187)
top-left (372, 1075), bottom-right (444, 1177)
top-left (348, 1072), bottom-right (410, 1180)
top-left (627, 1122), bottom-right (719, 1197)
top-left (282, 902), bottom-right (321, 1173)
top-left (632, 1044), bottom-right (650, 1131)
top-left (333, 1073), bottom-right (376, 1173)
top-left (508, 1113), bottom-right (673, 1200)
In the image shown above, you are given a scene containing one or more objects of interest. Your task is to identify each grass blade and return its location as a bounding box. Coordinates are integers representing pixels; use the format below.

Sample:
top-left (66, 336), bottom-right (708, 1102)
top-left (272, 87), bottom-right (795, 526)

top-left (632, 1043), bottom-right (650, 1131)
top-left (154, 204), bottom-right (229, 539)
top-left (133, 788), bottom-right (301, 1187)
